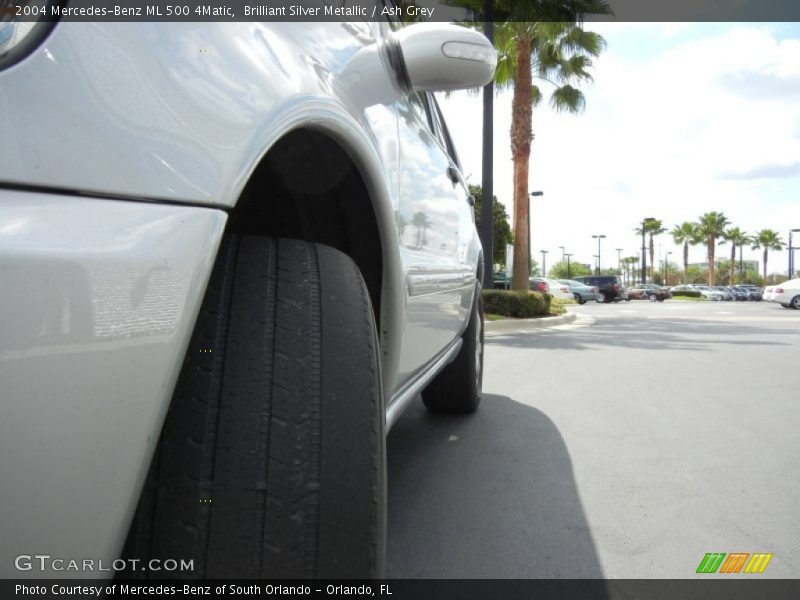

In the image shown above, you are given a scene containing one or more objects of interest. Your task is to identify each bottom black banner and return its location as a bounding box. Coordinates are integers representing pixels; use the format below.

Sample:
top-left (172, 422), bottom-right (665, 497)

top-left (4, 579), bottom-right (800, 600)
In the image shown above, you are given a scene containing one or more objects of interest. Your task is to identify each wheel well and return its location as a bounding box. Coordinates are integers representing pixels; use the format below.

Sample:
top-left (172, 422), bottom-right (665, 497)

top-left (227, 129), bottom-right (383, 324)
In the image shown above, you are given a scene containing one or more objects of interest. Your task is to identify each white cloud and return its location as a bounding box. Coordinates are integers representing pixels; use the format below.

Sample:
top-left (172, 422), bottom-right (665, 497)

top-left (438, 23), bottom-right (800, 274)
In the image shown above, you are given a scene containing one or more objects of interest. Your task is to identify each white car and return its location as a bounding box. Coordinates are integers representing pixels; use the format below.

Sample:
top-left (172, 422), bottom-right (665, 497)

top-left (0, 15), bottom-right (496, 579)
top-left (764, 279), bottom-right (800, 309)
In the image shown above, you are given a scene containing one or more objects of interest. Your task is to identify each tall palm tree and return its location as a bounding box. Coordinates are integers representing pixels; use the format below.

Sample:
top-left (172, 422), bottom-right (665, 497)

top-left (494, 15), bottom-right (609, 290)
top-left (696, 212), bottom-right (730, 286)
top-left (670, 222), bottom-right (700, 283)
top-left (634, 219), bottom-right (667, 280)
top-left (751, 229), bottom-right (785, 281)
top-left (723, 227), bottom-right (750, 285)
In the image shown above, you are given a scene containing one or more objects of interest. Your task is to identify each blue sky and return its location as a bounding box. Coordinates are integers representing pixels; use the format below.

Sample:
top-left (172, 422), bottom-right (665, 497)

top-left (439, 23), bottom-right (800, 276)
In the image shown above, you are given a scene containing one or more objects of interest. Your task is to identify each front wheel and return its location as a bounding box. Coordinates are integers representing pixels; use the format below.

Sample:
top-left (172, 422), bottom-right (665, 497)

top-left (790, 296), bottom-right (800, 309)
top-left (422, 282), bottom-right (484, 413)
top-left (649, 294), bottom-right (658, 302)
top-left (596, 292), bottom-right (606, 303)
top-left (122, 237), bottom-right (386, 578)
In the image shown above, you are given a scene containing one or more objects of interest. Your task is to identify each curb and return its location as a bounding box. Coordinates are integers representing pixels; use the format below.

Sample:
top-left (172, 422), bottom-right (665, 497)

top-left (484, 311), bottom-right (578, 333)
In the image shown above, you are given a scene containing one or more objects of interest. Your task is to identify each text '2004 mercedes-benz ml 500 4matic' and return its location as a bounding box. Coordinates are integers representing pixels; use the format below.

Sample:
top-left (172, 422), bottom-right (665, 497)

top-left (0, 7), bottom-right (496, 579)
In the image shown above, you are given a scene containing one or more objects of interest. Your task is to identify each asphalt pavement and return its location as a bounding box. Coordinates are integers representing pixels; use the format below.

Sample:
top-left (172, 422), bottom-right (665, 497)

top-left (386, 300), bottom-right (800, 578)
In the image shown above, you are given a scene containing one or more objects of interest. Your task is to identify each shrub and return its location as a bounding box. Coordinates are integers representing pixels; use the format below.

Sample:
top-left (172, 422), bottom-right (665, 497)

top-left (671, 290), bottom-right (701, 298)
top-left (482, 290), bottom-right (552, 318)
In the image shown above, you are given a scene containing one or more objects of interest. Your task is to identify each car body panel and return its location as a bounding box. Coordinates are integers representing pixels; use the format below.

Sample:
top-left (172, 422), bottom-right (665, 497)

top-left (0, 190), bottom-right (226, 578)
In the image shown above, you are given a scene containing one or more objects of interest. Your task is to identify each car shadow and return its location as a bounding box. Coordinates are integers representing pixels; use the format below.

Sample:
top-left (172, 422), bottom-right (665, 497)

top-left (386, 393), bottom-right (607, 586)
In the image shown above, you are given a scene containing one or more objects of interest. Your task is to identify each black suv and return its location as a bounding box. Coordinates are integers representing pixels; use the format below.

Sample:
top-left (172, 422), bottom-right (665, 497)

top-left (573, 275), bottom-right (628, 303)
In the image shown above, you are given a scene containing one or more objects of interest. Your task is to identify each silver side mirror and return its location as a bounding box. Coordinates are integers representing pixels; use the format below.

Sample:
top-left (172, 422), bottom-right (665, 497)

top-left (394, 23), bottom-right (497, 92)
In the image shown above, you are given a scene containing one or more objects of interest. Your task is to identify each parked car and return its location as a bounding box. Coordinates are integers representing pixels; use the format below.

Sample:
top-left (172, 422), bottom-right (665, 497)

top-left (493, 271), bottom-right (511, 289)
top-left (557, 279), bottom-right (599, 304)
top-left (733, 284), bottom-right (763, 301)
top-left (0, 18), bottom-right (497, 579)
top-left (628, 283), bottom-right (670, 302)
top-left (530, 277), bottom-right (572, 301)
top-left (764, 278), bottom-right (800, 309)
top-left (712, 286), bottom-right (735, 301)
top-left (724, 286), bottom-right (748, 301)
top-left (573, 275), bottom-right (628, 303)
top-left (689, 285), bottom-right (725, 301)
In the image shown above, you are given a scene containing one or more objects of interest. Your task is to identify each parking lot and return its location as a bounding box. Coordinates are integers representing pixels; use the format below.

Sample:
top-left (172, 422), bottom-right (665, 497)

top-left (387, 300), bottom-right (800, 578)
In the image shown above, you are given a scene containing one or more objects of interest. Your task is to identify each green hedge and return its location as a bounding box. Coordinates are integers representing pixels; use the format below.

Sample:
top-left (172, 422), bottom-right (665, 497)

top-left (482, 290), bottom-right (552, 318)
top-left (671, 290), bottom-right (701, 298)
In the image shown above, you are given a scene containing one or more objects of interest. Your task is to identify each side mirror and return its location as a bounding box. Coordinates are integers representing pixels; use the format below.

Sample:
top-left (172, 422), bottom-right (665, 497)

top-left (393, 23), bottom-right (497, 92)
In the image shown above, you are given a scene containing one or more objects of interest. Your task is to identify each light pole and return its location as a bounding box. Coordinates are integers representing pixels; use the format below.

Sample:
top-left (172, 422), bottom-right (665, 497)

top-left (527, 191), bottom-right (543, 275)
top-left (564, 253), bottom-right (573, 279)
top-left (559, 246), bottom-right (565, 262)
top-left (592, 234), bottom-right (606, 275)
top-left (789, 229), bottom-right (800, 278)
top-left (540, 250), bottom-right (548, 277)
top-left (641, 217), bottom-right (656, 284)
top-left (593, 255), bottom-right (600, 274)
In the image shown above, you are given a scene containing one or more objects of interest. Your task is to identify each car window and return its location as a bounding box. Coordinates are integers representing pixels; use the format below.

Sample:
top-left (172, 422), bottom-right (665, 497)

top-left (407, 93), bottom-right (434, 132)
top-left (430, 94), bottom-right (461, 168)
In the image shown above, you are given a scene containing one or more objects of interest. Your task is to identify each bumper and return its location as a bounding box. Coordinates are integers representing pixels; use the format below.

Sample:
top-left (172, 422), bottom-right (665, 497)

top-left (0, 189), bottom-right (226, 577)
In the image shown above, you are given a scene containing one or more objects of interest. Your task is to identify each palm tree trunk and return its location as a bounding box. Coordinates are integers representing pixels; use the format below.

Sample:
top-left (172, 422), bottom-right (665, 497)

top-left (729, 243), bottom-right (736, 285)
top-left (763, 248), bottom-right (768, 281)
top-left (683, 242), bottom-right (689, 283)
top-left (649, 235), bottom-right (654, 280)
top-left (707, 237), bottom-right (715, 285)
top-left (510, 34), bottom-right (533, 291)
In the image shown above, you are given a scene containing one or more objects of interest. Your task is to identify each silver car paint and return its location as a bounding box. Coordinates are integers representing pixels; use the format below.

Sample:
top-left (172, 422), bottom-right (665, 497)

top-left (0, 191), bottom-right (226, 577)
top-left (0, 20), bottom-right (482, 576)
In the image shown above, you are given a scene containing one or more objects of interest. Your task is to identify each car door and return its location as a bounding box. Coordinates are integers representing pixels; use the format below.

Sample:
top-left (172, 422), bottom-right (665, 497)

top-left (395, 91), bottom-right (474, 384)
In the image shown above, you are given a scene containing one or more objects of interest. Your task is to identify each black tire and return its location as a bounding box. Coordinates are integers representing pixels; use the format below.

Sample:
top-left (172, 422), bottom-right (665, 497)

top-left (122, 236), bottom-right (386, 579)
top-left (649, 294), bottom-right (657, 302)
top-left (421, 283), bottom-right (484, 413)
top-left (574, 293), bottom-right (586, 305)
top-left (596, 292), bottom-right (606, 303)
top-left (792, 295), bottom-right (800, 310)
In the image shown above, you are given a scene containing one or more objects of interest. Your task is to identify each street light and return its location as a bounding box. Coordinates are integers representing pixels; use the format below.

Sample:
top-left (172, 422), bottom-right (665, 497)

top-left (592, 234), bottom-right (606, 275)
top-left (593, 254), bottom-right (600, 274)
top-left (540, 249), bottom-right (548, 277)
top-left (641, 217), bottom-right (656, 284)
top-left (527, 191), bottom-right (544, 275)
top-left (789, 228), bottom-right (800, 278)
top-left (564, 253), bottom-right (573, 279)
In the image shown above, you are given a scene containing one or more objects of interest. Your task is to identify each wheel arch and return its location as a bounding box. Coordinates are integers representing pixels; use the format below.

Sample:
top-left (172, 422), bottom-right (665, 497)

top-left (225, 121), bottom-right (404, 397)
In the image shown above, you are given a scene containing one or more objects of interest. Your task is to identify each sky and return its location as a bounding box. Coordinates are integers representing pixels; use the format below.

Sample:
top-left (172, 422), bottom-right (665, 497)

top-left (437, 22), bottom-right (800, 276)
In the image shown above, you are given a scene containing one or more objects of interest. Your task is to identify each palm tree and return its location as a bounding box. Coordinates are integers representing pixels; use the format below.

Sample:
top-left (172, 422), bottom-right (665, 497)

top-left (670, 222), bottom-right (700, 283)
top-left (494, 14), bottom-right (609, 290)
top-left (634, 219), bottom-right (667, 281)
top-left (696, 212), bottom-right (730, 286)
top-left (621, 256), bottom-right (638, 285)
top-left (723, 227), bottom-right (750, 285)
top-left (751, 229), bottom-right (785, 281)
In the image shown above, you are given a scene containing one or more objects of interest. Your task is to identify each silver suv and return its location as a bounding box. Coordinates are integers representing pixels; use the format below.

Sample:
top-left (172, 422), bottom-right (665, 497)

top-left (0, 17), bottom-right (496, 578)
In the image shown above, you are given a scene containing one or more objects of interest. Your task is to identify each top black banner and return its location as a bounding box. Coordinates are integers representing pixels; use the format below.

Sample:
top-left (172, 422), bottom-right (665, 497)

top-left (5, 0), bottom-right (800, 23)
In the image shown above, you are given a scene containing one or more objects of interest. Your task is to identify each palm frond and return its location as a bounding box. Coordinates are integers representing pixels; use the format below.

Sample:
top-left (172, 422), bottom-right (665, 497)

top-left (550, 85), bottom-right (585, 112)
